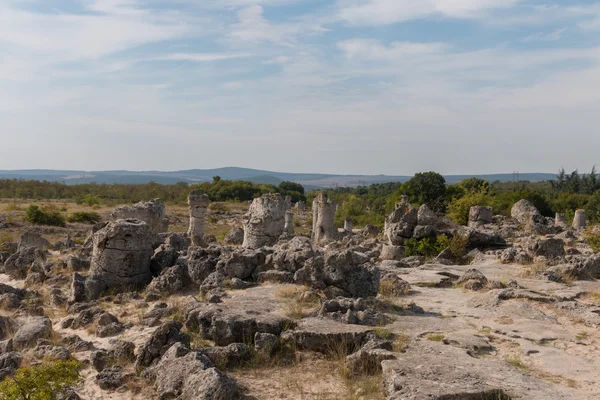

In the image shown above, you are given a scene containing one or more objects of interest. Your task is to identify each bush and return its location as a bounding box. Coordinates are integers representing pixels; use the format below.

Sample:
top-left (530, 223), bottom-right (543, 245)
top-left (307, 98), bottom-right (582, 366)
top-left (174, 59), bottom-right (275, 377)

top-left (436, 234), bottom-right (468, 259)
top-left (405, 237), bottom-right (446, 257)
top-left (75, 194), bottom-right (101, 207)
top-left (447, 192), bottom-right (491, 225)
top-left (584, 229), bottom-right (600, 252)
top-left (23, 205), bottom-right (66, 227)
top-left (67, 211), bottom-right (101, 224)
top-left (396, 172), bottom-right (447, 212)
top-left (0, 360), bottom-right (82, 400)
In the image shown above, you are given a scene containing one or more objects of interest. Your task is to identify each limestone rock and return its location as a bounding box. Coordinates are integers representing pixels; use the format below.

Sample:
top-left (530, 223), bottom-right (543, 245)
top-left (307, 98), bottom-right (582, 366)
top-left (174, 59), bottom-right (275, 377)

top-left (17, 231), bottom-right (50, 250)
top-left (384, 198), bottom-right (418, 245)
top-left (312, 192), bottom-right (337, 245)
top-left (188, 191), bottom-right (210, 247)
top-left (111, 198), bottom-right (168, 233)
top-left (13, 316), bottom-right (53, 350)
top-left (85, 219), bottom-right (155, 299)
top-left (511, 199), bottom-right (549, 234)
top-left (242, 194), bottom-right (287, 249)
top-left (223, 227), bottom-right (244, 246)
top-left (468, 206), bottom-right (493, 228)
top-left (135, 321), bottom-right (190, 370)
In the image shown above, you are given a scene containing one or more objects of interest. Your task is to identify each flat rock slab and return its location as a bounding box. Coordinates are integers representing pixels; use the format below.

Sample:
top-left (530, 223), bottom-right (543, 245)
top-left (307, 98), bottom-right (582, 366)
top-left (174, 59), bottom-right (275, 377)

top-left (282, 318), bottom-right (374, 353)
top-left (382, 341), bottom-right (575, 400)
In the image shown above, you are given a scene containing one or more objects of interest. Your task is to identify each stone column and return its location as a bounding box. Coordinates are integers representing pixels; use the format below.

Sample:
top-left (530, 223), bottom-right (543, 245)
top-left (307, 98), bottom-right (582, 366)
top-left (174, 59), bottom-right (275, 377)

top-left (285, 211), bottom-right (295, 235)
top-left (188, 191), bottom-right (210, 246)
top-left (242, 194), bottom-right (287, 249)
top-left (312, 192), bottom-right (336, 245)
top-left (555, 213), bottom-right (567, 228)
top-left (344, 218), bottom-right (353, 233)
top-left (573, 209), bottom-right (586, 230)
top-left (296, 201), bottom-right (305, 212)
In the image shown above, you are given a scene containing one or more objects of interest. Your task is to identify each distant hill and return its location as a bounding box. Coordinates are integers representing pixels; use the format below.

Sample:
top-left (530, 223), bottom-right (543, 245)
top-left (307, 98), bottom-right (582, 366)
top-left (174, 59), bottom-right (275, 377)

top-left (0, 168), bottom-right (557, 188)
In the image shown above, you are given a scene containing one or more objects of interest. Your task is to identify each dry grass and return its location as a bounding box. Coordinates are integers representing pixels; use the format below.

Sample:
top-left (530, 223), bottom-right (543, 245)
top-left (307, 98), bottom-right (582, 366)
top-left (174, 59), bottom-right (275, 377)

top-left (520, 263), bottom-right (548, 278)
top-left (393, 332), bottom-right (411, 353)
top-left (427, 333), bottom-right (445, 342)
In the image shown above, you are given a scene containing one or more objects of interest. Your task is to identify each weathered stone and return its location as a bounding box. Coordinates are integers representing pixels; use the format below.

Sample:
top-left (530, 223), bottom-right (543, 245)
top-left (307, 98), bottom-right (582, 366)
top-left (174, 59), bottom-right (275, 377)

top-left (3, 246), bottom-right (46, 279)
top-left (457, 268), bottom-right (488, 291)
top-left (188, 191), bottom-right (210, 247)
top-left (17, 231), bottom-right (50, 250)
top-left (135, 321), bottom-right (190, 370)
top-left (33, 345), bottom-right (71, 361)
top-left (284, 211), bottom-right (295, 236)
top-left (217, 249), bottom-right (266, 280)
top-left (344, 218), bottom-right (353, 233)
top-left (417, 204), bottom-right (437, 226)
top-left (243, 194), bottom-right (287, 249)
top-left (531, 238), bottom-right (565, 259)
top-left (511, 199), bottom-right (548, 234)
top-left (199, 343), bottom-right (251, 369)
top-left (468, 206), bottom-right (493, 228)
top-left (13, 317), bottom-right (52, 350)
top-left (312, 192), bottom-right (337, 245)
top-left (0, 352), bottom-right (21, 380)
top-left (573, 209), bottom-right (586, 230)
top-left (380, 245), bottom-right (405, 261)
top-left (111, 198), bottom-right (168, 233)
top-left (85, 219), bottom-right (155, 299)
top-left (384, 198), bottom-right (418, 245)
top-left (150, 244), bottom-right (179, 276)
top-left (96, 366), bottom-right (132, 390)
top-left (67, 255), bottom-right (90, 272)
top-left (346, 348), bottom-right (396, 375)
top-left (223, 227), bottom-right (244, 246)
top-left (147, 263), bottom-right (190, 295)
top-left (254, 332), bottom-right (280, 356)
top-left (380, 273), bottom-right (411, 296)
top-left (187, 247), bottom-right (221, 285)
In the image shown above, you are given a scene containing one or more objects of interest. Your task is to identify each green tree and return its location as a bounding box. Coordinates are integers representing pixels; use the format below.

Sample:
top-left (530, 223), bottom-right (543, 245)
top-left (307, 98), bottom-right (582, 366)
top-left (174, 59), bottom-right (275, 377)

top-left (398, 172), bottom-right (447, 212)
top-left (0, 360), bottom-right (82, 400)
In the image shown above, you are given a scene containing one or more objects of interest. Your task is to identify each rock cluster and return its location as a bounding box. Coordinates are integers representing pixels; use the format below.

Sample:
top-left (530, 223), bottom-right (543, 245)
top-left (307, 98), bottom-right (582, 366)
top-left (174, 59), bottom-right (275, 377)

top-left (242, 194), bottom-right (288, 249)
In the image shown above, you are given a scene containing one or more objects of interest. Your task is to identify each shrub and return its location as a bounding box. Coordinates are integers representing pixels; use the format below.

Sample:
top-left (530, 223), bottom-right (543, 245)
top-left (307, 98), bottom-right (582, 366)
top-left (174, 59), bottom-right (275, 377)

top-left (23, 205), bottom-right (66, 227)
top-left (0, 360), bottom-right (82, 400)
top-left (67, 211), bottom-right (101, 224)
top-left (447, 192), bottom-right (491, 225)
top-left (584, 229), bottom-right (600, 252)
top-left (436, 234), bottom-right (468, 259)
top-left (405, 237), bottom-right (445, 257)
top-left (75, 194), bottom-right (101, 207)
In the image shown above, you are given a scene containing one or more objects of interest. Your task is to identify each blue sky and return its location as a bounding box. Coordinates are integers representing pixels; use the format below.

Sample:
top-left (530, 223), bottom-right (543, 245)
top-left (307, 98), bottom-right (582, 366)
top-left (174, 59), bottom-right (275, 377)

top-left (1, 0), bottom-right (599, 175)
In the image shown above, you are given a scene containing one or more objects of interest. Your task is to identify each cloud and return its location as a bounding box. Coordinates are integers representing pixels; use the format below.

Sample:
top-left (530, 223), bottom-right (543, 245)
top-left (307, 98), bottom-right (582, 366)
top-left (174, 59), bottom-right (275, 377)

top-left (262, 55), bottom-right (291, 64)
top-left (337, 0), bottom-right (519, 25)
top-left (338, 39), bottom-right (446, 59)
top-left (522, 28), bottom-right (566, 42)
top-left (157, 53), bottom-right (251, 62)
top-left (228, 4), bottom-right (326, 44)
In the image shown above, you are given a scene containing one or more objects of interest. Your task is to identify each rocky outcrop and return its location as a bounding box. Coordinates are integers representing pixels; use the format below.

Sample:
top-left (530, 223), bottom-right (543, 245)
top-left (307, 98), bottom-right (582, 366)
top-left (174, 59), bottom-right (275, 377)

top-left (384, 196), bottom-right (418, 245)
top-left (511, 199), bottom-right (550, 234)
top-left (135, 321), bottom-right (190, 370)
top-left (3, 246), bottom-right (46, 279)
top-left (13, 316), bottom-right (53, 350)
top-left (242, 194), bottom-right (287, 249)
top-left (111, 199), bottom-right (168, 233)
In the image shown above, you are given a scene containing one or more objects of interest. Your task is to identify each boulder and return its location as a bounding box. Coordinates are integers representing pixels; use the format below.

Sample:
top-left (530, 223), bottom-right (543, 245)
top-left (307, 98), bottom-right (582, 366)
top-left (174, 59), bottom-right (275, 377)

top-left (3, 246), bottom-right (46, 279)
top-left (0, 352), bottom-right (21, 380)
top-left (13, 317), bottom-right (53, 350)
top-left (468, 206), bottom-right (493, 228)
top-left (223, 227), bottom-right (244, 246)
top-left (147, 263), bottom-right (190, 295)
top-left (380, 245), bottom-right (405, 261)
top-left (457, 268), bottom-right (488, 291)
top-left (511, 200), bottom-right (549, 234)
top-left (135, 321), bottom-right (190, 370)
top-left (17, 231), bottom-right (50, 250)
top-left (150, 244), bottom-right (179, 276)
top-left (384, 198), bottom-right (418, 245)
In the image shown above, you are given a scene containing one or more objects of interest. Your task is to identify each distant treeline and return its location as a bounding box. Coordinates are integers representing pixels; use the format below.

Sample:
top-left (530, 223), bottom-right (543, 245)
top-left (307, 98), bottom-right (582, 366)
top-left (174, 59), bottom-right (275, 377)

top-left (0, 176), bottom-right (306, 205)
top-left (316, 168), bottom-right (600, 228)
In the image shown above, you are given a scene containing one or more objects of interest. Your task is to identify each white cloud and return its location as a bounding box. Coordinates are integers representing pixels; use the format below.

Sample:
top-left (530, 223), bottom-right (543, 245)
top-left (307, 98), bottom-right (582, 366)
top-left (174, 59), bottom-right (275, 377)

top-left (337, 0), bottom-right (519, 25)
top-left (228, 4), bottom-right (326, 44)
top-left (157, 53), bottom-right (251, 62)
top-left (338, 39), bottom-right (446, 59)
top-left (522, 28), bottom-right (566, 42)
top-left (262, 55), bottom-right (291, 64)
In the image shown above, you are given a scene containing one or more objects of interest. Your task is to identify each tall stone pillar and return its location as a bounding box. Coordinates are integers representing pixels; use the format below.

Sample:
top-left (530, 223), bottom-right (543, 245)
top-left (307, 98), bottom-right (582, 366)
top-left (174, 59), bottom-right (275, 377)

top-left (573, 210), bottom-right (586, 230)
top-left (188, 191), bottom-right (210, 246)
top-left (285, 211), bottom-right (295, 235)
top-left (312, 192), bottom-right (336, 245)
top-left (344, 218), bottom-right (353, 233)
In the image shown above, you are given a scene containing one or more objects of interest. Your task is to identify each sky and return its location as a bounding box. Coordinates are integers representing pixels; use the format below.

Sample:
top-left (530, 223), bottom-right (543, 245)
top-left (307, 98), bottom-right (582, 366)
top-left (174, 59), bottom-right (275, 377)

top-left (1, 0), bottom-right (599, 175)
